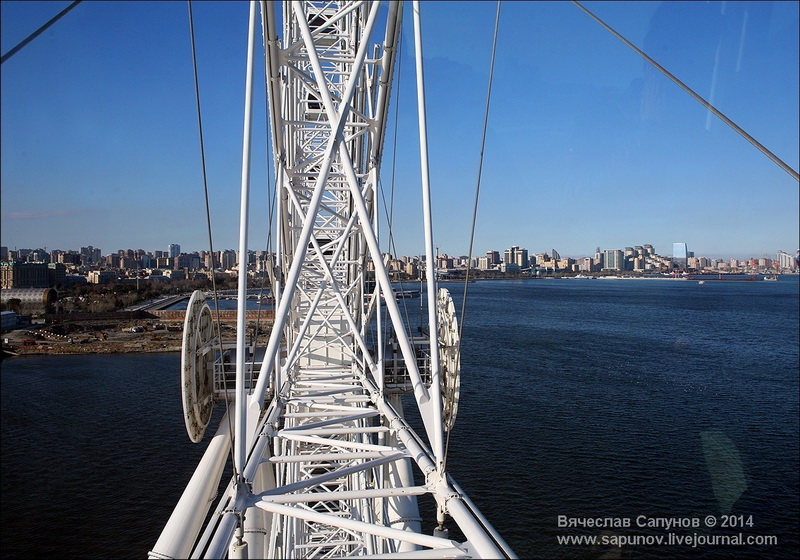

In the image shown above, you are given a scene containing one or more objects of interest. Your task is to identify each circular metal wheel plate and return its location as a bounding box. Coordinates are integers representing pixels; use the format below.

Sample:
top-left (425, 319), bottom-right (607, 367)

top-left (437, 288), bottom-right (461, 432)
top-left (181, 290), bottom-right (215, 443)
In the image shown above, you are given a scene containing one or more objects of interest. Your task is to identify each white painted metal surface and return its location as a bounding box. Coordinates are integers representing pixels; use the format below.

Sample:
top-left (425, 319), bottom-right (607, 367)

top-left (150, 2), bottom-right (516, 558)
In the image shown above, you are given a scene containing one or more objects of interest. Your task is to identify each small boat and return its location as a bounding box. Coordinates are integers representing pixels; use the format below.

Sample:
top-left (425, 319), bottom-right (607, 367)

top-left (394, 289), bottom-right (420, 298)
top-left (380, 289), bottom-right (420, 300)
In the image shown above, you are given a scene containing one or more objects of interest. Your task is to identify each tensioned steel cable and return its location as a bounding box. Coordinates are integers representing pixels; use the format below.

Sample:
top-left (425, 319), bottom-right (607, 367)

top-left (572, 0), bottom-right (799, 183)
top-left (188, 0), bottom-right (238, 474)
top-left (458, 0), bottom-right (501, 337)
top-left (445, 0), bottom-right (502, 477)
top-left (1, 1), bottom-right (82, 64)
top-left (378, 31), bottom-right (420, 358)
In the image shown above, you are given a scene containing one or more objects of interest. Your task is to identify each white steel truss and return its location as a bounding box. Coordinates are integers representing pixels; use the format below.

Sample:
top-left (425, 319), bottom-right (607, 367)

top-left (150, 2), bottom-right (515, 559)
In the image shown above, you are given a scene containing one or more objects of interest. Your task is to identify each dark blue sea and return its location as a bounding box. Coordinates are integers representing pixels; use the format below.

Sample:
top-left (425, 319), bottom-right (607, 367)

top-left (2, 277), bottom-right (798, 559)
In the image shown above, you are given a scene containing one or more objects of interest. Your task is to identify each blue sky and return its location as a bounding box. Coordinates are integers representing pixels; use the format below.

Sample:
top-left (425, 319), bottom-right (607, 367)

top-left (2, 1), bottom-right (798, 260)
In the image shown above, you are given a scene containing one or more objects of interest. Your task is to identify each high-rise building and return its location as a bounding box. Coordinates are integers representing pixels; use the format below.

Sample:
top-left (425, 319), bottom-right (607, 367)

top-left (220, 250), bottom-right (237, 270)
top-left (1, 262), bottom-right (49, 288)
top-left (80, 246), bottom-right (101, 265)
top-left (777, 250), bottom-right (798, 271)
top-left (672, 243), bottom-right (688, 270)
top-left (168, 244), bottom-right (181, 258)
top-left (603, 249), bottom-right (624, 271)
top-left (504, 246), bottom-right (529, 268)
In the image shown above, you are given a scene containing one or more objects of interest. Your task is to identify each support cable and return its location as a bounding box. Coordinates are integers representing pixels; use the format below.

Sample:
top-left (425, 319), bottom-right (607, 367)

top-left (188, 0), bottom-right (238, 473)
top-left (377, 31), bottom-right (418, 357)
top-left (572, 0), bottom-right (799, 182)
top-left (448, 0), bottom-right (502, 476)
top-left (1, 1), bottom-right (82, 64)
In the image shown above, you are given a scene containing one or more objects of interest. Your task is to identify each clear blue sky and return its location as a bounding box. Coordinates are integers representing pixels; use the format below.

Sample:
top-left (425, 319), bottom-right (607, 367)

top-left (2, 1), bottom-right (798, 260)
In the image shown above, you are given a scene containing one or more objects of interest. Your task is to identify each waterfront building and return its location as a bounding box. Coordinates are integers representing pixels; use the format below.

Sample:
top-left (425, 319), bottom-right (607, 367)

top-left (594, 248), bottom-right (604, 270)
top-left (504, 246), bottom-right (528, 269)
top-left (486, 250), bottom-right (500, 265)
top-left (776, 250), bottom-right (797, 271)
top-left (603, 249), bottom-right (624, 271)
top-left (437, 254), bottom-right (454, 269)
top-left (500, 262), bottom-right (520, 273)
top-left (673, 242), bottom-right (689, 270)
top-left (387, 258), bottom-right (404, 272)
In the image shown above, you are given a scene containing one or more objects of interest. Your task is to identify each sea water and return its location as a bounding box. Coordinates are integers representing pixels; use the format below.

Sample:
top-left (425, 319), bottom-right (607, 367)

top-left (2, 277), bottom-right (797, 559)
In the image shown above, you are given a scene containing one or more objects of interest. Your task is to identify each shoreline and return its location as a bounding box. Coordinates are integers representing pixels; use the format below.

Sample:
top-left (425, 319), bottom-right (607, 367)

top-left (2, 317), bottom-right (187, 358)
top-left (2, 340), bottom-right (183, 358)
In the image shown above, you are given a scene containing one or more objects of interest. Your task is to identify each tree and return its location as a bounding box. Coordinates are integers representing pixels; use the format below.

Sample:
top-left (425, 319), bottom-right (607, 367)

top-left (4, 298), bottom-right (22, 314)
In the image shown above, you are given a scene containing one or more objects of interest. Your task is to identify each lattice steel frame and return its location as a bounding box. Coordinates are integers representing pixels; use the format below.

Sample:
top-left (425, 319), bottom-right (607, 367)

top-left (151, 2), bottom-right (515, 558)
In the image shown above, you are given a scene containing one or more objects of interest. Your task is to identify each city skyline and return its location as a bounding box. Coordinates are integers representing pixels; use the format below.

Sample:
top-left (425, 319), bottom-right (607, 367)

top-left (1, 239), bottom-right (794, 264)
top-left (2, 2), bottom-right (798, 260)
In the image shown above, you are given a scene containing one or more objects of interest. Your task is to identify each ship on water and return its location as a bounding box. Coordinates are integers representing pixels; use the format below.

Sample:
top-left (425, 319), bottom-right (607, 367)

top-left (149, 2), bottom-right (515, 558)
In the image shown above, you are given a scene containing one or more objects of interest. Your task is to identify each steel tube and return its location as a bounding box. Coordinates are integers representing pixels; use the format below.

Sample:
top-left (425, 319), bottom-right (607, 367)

top-left (412, 0), bottom-right (444, 466)
top-left (235, 0), bottom-right (258, 479)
